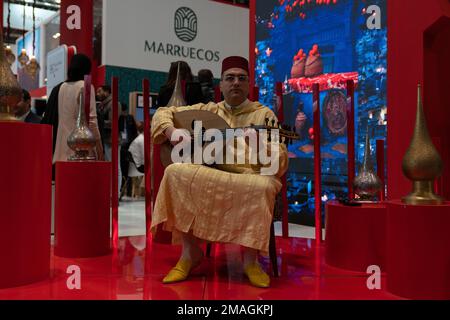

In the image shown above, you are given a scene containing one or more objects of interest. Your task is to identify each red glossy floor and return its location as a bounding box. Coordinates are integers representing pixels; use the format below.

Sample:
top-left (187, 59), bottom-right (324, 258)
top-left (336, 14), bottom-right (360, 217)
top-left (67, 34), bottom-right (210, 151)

top-left (0, 236), bottom-right (402, 300)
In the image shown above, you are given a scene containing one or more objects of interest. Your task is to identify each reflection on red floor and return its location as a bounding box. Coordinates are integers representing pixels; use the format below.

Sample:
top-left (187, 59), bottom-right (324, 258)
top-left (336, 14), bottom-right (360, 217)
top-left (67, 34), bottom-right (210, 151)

top-left (0, 236), bottom-right (402, 300)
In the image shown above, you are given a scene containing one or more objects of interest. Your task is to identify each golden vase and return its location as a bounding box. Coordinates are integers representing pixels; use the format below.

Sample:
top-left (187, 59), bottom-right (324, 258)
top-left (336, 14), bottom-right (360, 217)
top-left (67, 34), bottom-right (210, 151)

top-left (167, 62), bottom-right (186, 107)
top-left (353, 128), bottom-right (382, 201)
top-left (401, 84), bottom-right (443, 205)
top-left (159, 62), bottom-right (187, 167)
top-left (67, 92), bottom-right (96, 161)
top-left (0, 31), bottom-right (22, 121)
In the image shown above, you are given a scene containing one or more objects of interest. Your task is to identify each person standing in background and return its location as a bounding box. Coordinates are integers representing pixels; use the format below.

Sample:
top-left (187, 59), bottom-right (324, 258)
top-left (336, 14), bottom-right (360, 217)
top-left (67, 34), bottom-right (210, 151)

top-left (42, 54), bottom-right (103, 164)
top-left (96, 85), bottom-right (121, 161)
top-left (119, 103), bottom-right (138, 195)
top-left (15, 89), bottom-right (41, 123)
top-left (197, 69), bottom-right (215, 103)
top-left (127, 121), bottom-right (145, 198)
top-left (128, 121), bottom-right (145, 174)
top-left (156, 61), bottom-right (204, 108)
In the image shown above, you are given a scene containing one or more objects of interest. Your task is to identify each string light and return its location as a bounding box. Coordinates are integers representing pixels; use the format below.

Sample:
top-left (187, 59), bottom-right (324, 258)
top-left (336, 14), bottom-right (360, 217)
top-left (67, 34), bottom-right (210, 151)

top-left (33, 0), bottom-right (36, 56)
top-left (19, 1), bottom-right (30, 67)
top-left (25, 0), bottom-right (40, 80)
top-left (7, 0), bottom-right (11, 43)
top-left (4, 1), bottom-right (16, 66)
top-left (22, 1), bottom-right (26, 40)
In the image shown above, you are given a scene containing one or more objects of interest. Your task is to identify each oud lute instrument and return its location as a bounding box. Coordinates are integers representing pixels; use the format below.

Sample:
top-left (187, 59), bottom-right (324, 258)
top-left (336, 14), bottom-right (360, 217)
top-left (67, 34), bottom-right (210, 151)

top-left (160, 110), bottom-right (299, 168)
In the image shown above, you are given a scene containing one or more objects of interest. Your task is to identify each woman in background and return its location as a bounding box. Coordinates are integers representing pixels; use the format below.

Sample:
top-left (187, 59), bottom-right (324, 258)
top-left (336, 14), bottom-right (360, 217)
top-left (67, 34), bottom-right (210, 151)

top-left (197, 69), bottom-right (215, 103)
top-left (156, 60), bottom-right (204, 107)
top-left (42, 54), bottom-right (103, 164)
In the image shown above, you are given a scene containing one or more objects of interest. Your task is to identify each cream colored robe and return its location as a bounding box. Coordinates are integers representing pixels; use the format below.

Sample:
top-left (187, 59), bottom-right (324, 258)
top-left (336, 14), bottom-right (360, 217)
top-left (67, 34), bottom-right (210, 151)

top-left (151, 100), bottom-right (289, 255)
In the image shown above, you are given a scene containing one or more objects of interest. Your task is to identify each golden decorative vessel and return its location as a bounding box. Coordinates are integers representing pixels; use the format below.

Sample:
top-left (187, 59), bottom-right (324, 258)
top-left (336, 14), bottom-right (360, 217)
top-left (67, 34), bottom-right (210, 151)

top-left (167, 62), bottom-right (186, 107)
top-left (353, 128), bottom-right (382, 201)
top-left (159, 62), bottom-right (187, 167)
top-left (402, 84), bottom-right (443, 205)
top-left (67, 91), bottom-right (96, 161)
top-left (0, 31), bottom-right (22, 121)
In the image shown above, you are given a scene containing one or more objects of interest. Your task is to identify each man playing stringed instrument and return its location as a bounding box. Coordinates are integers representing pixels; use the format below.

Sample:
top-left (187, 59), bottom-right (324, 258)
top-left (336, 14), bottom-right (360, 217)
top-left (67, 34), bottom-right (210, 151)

top-left (151, 56), bottom-right (289, 288)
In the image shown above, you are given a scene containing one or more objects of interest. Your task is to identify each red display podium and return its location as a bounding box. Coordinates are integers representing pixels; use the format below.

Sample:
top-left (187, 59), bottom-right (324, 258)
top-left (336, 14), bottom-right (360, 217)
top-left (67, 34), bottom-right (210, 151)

top-left (54, 161), bottom-right (111, 258)
top-left (325, 201), bottom-right (386, 272)
top-left (387, 201), bottom-right (450, 299)
top-left (0, 122), bottom-right (52, 288)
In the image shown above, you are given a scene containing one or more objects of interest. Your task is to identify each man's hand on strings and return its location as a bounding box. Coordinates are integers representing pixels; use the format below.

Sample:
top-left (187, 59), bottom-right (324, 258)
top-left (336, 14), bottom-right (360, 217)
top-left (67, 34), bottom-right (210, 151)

top-left (243, 126), bottom-right (260, 149)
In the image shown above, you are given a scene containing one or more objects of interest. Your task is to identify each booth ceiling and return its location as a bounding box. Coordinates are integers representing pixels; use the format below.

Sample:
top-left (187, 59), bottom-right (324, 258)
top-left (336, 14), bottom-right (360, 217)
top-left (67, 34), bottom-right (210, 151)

top-left (3, 0), bottom-right (60, 43)
top-left (8, 0), bottom-right (60, 12)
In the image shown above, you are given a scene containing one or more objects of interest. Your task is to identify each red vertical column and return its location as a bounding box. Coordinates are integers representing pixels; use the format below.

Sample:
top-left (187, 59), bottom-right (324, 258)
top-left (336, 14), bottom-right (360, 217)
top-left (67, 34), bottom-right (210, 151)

top-left (84, 75), bottom-right (91, 124)
top-left (143, 79), bottom-right (152, 235)
top-left (249, 0), bottom-right (256, 89)
top-left (313, 84), bottom-right (322, 244)
top-left (214, 86), bottom-right (221, 103)
top-left (275, 82), bottom-right (289, 238)
top-left (60, 0), bottom-right (93, 59)
top-left (346, 80), bottom-right (355, 200)
top-left (95, 65), bottom-right (106, 88)
top-left (111, 77), bottom-right (119, 246)
top-left (275, 83), bottom-right (284, 122)
top-left (252, 86), bottom-right (259, 101)
top-left (376, 139), bottom-right (386, 201)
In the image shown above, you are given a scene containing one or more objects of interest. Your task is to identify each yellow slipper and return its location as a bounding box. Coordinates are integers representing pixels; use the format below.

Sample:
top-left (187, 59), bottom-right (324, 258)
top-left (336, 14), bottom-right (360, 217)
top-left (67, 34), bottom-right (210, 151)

top-left (244, 263), bottom-right (271, 288)
top-left (162, 250), bottom-right (204, 284)
top-left (162, 259), bottom-right (194, 284)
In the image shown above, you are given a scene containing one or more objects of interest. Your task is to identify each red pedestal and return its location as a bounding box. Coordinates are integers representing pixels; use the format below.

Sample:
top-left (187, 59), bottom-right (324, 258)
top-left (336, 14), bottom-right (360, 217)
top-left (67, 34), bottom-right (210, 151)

top-left (54, 161), bottom-right (111, 258)
top-left (325, 201), bottom-right (386, 272)
top-left (0, 122), bottom-right (52, 288)
top-left (387, 201), bottom-right (450, 299)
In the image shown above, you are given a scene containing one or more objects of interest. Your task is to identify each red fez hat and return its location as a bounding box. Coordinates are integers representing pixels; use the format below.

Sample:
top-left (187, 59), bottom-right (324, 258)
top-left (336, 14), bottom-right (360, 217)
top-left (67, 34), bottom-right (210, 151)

top-left (221, 56), bottom-right (249, 75)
